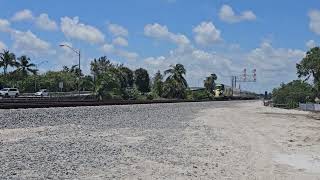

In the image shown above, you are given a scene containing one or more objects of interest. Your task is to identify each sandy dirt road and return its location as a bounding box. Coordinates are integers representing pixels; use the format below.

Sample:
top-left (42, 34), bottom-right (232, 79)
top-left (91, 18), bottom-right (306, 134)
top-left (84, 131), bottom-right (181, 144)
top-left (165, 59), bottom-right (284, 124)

top-left (1, 101), bottom-right (320, 179)
top-left (197, 101), bottom-right (320, 179)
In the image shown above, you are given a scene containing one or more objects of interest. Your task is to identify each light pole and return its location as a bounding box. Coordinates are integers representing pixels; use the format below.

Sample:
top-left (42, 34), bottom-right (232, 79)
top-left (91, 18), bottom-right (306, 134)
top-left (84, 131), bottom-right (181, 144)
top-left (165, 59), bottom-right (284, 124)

top-left (59, 44), bottom-right (81, 96)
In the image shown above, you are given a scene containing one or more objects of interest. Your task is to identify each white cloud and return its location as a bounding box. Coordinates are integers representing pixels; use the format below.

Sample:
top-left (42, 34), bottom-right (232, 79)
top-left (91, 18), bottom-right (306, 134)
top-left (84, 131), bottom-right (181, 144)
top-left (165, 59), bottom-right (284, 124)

top-left (35, 13), bottom-right (58, 31)
top-left (11, 30), bottom-right (54, 56)
top-left (306, 40), bottom-right (317, 49)
top-left (247, 41), bottom-right (305, 71)
top-left (11, 9), bottom-right (34, 21)
top-left (11, 10), bottom-right (58, 31)
top-left (309, 10), bottom-right (320, 35)
top-left (101, 43), bottom-right (115, 53)
top-left (101, 43), bottom-right (138, 60)
top-left (0, 41), bottom-right (7, 50)
top-left (133, 39), bottom-right (306, 92)
top-left (144, 56), bottom-right (166, 66)
top-left (0, 19), bottom-right (11, 32)
top-left (112, 37), bottom-right (128, 47)
top-left (193, 21), bottom-right (221, 46)
top-left (144, 23), bottom-right (190, 47)
top-left (244, 41), bottom-right (305, 90)
top-left (134, 46), bottom-right (234, 87)
top-left (219, 5), bottom-right (256, 23)
top-left (108, 23), bottom-right (128, 37)
top-left (61, 16), bottom-right (105, 44)
top-left (117, 50), bottom-right (139, 60)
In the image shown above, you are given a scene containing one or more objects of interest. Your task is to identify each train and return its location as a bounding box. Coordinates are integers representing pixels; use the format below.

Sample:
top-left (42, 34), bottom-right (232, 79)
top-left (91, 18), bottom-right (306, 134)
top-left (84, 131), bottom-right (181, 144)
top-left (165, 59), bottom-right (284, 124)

top-left (214, 84), bottom-right (257, 99)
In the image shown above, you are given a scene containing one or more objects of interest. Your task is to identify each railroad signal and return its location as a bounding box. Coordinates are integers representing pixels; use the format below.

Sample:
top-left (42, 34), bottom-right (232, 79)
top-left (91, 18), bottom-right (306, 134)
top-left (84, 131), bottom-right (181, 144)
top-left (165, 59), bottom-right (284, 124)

top-left (234, 68), bottom-right (257, 83)
top-left (243, 68), bottom-right (247, 81)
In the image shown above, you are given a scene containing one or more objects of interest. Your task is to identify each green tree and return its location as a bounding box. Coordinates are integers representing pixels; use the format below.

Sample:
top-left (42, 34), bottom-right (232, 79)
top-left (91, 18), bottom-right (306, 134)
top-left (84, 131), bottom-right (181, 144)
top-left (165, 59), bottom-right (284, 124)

top-left (163, 64), bottom-right (188, 99)
top-left (272, 80), bottom-right (314, 108)
top-left (204, 73), bottom-right (217, 93)
top-left (0, 50), bottom-right (16, 75)
top-left (95, 70), bottom-right (122, 100)
top-left (90, 56), bottom-right (114, 77)
top-left (118, 66), bottom-right (134, 88)
top-left (296, 47), bottom-right (320, 94)
top-left (134, 68), bottom-right (150, 93)
top-left (70, 65), bottom-right (83, 77)
top-left (15, 55), bottom-right (38, 77)
top-left (81, 75), bottom-right (94, 91)
top-left (38, 70), bottom-right (78, 92)
top-left (152, 71), bottom-right (164, 97)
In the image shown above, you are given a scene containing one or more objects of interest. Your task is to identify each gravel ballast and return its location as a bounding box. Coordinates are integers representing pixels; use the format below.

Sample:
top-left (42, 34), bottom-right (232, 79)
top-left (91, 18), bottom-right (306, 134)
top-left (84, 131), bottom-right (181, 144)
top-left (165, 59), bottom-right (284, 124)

top-left (0, 101), bottom-right (233, 179)
top-left (2, 101), bottom-right (319, 179)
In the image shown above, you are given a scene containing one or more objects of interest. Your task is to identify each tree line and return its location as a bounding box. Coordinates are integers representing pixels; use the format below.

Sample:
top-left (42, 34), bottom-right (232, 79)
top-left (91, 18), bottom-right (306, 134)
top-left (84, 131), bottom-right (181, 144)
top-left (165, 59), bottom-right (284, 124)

top-left (272, 47), bottom-right (320, 108)
top-left (0, 49), bottom-right (218, 100)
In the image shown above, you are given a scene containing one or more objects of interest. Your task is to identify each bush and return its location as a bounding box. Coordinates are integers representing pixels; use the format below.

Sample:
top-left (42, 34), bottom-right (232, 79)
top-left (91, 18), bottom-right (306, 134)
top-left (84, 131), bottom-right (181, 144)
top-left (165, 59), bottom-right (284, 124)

top-left (123, 88), bottom-right (140, 100)
top-left (192, 90), bottom-right (213, 100)
top-left (146, 92), bottom-right (154, 100)
top-left (272, 80), bottom-right (314, 108)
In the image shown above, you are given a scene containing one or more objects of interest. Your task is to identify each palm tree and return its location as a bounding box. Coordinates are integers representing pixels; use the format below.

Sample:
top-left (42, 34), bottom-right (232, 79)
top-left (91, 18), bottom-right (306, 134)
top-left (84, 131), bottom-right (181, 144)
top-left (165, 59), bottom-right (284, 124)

top-left (163, 64), bottom-right (188, 99)
top-left (0, 50), bottom-right (16, 75)
top-left (15, 55), bottom-right (38, 76)
top-left (164, 64), bottom-right (188, 88)
top-left (204, 73), bottom-right (217, 93)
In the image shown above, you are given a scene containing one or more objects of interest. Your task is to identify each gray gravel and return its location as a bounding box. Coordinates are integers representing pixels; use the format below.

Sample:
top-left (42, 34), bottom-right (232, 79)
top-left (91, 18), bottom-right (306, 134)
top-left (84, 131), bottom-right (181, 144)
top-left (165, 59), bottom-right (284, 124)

top-left (0, 101), bottom-right (236, 179)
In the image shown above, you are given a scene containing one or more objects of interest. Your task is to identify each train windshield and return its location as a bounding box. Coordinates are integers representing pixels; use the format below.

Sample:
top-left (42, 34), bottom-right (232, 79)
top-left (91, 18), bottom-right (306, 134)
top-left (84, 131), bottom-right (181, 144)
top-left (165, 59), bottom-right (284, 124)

top-left (215, 84), bottom-right (225, 91)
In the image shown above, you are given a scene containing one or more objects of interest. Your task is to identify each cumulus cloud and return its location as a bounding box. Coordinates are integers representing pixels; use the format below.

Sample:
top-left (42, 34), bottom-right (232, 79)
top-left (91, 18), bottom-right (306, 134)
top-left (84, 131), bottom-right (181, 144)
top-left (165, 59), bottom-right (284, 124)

top-left (35, 13), bottom-right (58, 31)
top-left (309, 10), bottom-right (320, 35)
top-left (247, 41), bottom-right (305, 71)
top-left (219, 5), bottom-right (256, 23)
top-left (101, 43), bottom-right (115, 53)
top-left (11, 30), bottom-right (54, 56)
top-left (144, 23), bottom-right (190, 47)
top-left (101, 43), bottom-right (138, 60)
top-left (133, 39), bottom-right (306, 92)
top-left (11, 10), bottom-right (58, 31)
top-left (243, 41), bottom-right (305, 90)
top-left (0, 19), bottom-right (11, 32)
top-left (144, 56), bottom-right (166, 66)
top-left (108, 23), bottom-right (128, 37)
top-left (112, 37), bottom-right (129, 47)
top-left (0, 41), bottom-right (7, 50)
top-left (306, 40), bottom-right (317, 49)
top-left (11, 9), bottom-right (34, 21)
top-left (135, 46), bottom-right (234, 87)
top-left (61, 16), bottom-right (105, 44)
top-left (117, 50), bottom-right (139, 60)
top-left (193, 21), bottom-right (221, 46)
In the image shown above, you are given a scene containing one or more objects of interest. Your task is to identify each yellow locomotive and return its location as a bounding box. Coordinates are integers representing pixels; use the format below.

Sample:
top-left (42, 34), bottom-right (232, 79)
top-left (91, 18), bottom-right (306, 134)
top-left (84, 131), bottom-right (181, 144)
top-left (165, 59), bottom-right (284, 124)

top-left (214, 84), bottom-right (241, 98)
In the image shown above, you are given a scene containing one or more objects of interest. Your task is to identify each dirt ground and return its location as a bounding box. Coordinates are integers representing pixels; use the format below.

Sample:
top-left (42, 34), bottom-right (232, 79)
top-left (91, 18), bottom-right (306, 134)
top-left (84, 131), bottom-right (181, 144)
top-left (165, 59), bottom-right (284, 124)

top-left (1, 101), bottom-right (320, 179)
top-left (198, 101), bottom-right (320, 179)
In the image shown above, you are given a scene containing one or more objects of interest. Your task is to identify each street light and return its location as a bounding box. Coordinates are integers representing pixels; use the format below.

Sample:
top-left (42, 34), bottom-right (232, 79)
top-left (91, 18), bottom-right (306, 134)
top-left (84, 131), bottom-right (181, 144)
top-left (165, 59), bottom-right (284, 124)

top-left (59, 44), bottom-right (81, 96)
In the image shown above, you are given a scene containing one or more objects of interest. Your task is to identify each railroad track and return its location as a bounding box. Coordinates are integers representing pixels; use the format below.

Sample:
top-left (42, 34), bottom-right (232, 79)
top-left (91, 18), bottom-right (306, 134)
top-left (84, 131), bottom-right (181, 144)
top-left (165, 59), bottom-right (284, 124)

top-left (0, 96), bottom-right (257, 109)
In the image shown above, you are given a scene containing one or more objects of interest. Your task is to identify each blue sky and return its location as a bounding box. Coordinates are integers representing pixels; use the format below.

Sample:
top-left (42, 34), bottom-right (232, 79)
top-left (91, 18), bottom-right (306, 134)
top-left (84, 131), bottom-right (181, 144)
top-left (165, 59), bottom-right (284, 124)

top-left (0, 0), bottom-right (319, 93)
